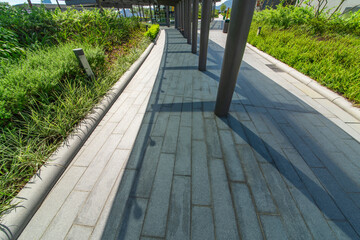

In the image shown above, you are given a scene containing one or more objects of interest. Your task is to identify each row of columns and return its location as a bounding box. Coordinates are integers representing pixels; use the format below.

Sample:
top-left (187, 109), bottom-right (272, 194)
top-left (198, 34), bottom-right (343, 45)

top-left (173, 0), bottom-right (256, 116)
top-left (175, 0), bottom-right (211, 68)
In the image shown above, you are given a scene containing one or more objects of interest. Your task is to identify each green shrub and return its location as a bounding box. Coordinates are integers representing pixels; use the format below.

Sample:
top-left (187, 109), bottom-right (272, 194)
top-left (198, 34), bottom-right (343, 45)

top-left (53, 9), bottom-right (140, 51)
top-left (144, 24), bottom-right (160, 40)
top-left (253, 4), bottom-right (360, 36)
top-left (0, 5), bottom-right (141, 61)
top-left (0, 27), bottom-right (25, 61)
top-left (0, 4), bottom-right (58, 49)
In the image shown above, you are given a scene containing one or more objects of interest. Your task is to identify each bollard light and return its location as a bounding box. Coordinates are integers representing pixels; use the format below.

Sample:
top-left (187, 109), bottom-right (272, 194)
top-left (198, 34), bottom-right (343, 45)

top-left (73, 48), bottom-right (95, 79)
top-left (257, 26), bottom-right (262, 35)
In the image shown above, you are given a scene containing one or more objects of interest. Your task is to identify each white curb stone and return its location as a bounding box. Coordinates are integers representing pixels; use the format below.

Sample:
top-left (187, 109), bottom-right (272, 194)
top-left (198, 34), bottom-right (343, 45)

top-left (246, 43), bottom-right (360, 121)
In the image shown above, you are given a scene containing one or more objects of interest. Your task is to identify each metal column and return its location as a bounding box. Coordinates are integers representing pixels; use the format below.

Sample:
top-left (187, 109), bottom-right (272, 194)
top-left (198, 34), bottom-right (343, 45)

top-left (191, 0), bottom-right (198, 53)
top-left (182, 0), bottom-right (185, 33)
top-left (198, 0), bottom-right (212, 71)
top-left (184, 0), bottom-right (188, 38)
top-left (149, 2), bottom-right (153, 23)
top-left (166, 6), bottom-right (170, 27)
top-left (175, 4), bottom-right (178, 29)
top-left (186, 0), bottom-right (192, 44)
top-left (214, 0), bottom-right (256, 116)
top-left (123, 8), bottom-right (127, 17)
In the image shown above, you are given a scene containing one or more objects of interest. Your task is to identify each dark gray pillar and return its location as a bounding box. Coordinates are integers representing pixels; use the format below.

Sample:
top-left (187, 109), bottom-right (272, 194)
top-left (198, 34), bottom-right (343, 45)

top-left (175, 4), bottom-right (178, 28)
top-left (123, 8), bottom-right (127, 17)
top-left (138, 5), bottom-right (142, 20)
top-left (166, 5), bottom-right (170, 27)
top-left (214, 0), bottom-right (256, 116)
top-left (149, 3), bottom-right (153, 23)
top-left (182, 0), bottom-right (185, 32)
top-left (191, 0), bottom-right (199, 53)
top-left (184, 0), bottom-right (188, 38)
top-left (212, 0), bottom-right (215, 21)
top-left (141, 6), bottom-right (145, 21)
top-left (186, 0), bottom-right (192, 44)
top-left (198, 0), bottom-right (212, 71)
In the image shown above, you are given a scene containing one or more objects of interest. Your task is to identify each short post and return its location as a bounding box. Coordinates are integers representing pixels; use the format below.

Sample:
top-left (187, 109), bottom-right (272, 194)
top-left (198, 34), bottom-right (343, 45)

top-left (73, 48), bottom-right (95, 79)
top-left (257, 26), bottom-right (262, 35)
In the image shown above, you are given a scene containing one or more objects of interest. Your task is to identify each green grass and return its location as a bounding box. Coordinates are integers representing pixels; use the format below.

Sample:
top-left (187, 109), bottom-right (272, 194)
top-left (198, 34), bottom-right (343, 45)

top-left (144, 24), bottom-right (160, 40)
top-left (0, 31), bottom-right (151, 214)
top-left (247, 6), bottom-right (360, 105)
top-left (0, 4), bottom-right (157, 215)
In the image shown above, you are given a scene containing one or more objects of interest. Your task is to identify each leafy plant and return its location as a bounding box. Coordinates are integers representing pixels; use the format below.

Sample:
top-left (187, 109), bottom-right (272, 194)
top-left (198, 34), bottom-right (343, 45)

top-left (144, 24), bottom-right (160, 40)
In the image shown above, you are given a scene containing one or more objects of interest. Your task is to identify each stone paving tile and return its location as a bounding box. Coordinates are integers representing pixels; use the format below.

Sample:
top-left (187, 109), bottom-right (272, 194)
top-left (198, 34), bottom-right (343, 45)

top-left (191, 140), bottom-right (211, 206)
top-left (260, 215), bottom-right (289, 240)
top-left (191, 206), bottom-right (215, 240)
top-left (75, 149), bottom-right (129, 226)
top-left (328, 221), bottom-right (360, 240)
top-left (116, 197), bottom-right (148, 239)
top-left (313, 168), bottom-right (360, 236)
top-left (231, 183), bottom-right (263, 239)
top-left (218, 130), bottom-right (245, 182)
top-left (142, 153), bottom-right (175, 237)
top-left (66, 225), bottom-right (93, 240)
top-left (289, 187), bottom-right (337, 239)
top-left (261, 163), bottom-right (313, 239)
top-left (40, 190), bottom-right (89, 240)
top-left (210, 159), bottom-right (239, 239)
top-left (19, 166), bottom-right (86, 239)
top-left (94, 169), bottom-right (136, 240)
top-left (73, 122), bottom-right (118, 167)
top-left (75, 134), bottom-right (123, 191)
top-left (130, 136), bottom-right (163, 198)
top-left (282, 148), bottom-right (345, 221)
top-left (174, 126), bottom-right (191, 176)
top-left (237, 144), bottom-right (277, 214)
top-left (166, 176), bottom-right (191, 239)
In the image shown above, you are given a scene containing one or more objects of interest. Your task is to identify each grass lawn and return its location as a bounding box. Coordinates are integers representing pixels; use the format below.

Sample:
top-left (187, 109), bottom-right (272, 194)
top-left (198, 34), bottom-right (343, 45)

top-left (247, 5), bottom-right (360, 105)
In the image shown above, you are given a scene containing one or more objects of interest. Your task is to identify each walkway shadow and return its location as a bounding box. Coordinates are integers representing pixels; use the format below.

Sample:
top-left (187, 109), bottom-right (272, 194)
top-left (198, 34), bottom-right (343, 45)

top-left (101, 28), bottom-right (360, 239)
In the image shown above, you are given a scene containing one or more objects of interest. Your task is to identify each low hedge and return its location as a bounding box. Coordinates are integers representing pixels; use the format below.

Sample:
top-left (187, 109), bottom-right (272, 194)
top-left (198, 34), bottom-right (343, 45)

top-left (144, 24), bottom-right (160, 40)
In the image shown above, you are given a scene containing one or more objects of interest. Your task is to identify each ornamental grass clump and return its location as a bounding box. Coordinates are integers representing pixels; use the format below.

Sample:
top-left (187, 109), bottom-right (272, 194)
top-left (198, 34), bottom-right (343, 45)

top-left (0, 4), bottom-right (151, 214)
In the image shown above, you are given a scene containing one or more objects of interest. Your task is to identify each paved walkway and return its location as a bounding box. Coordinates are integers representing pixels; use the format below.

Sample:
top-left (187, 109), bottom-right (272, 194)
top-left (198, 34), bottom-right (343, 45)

top-left (20, 25), bottom-right (360, 239)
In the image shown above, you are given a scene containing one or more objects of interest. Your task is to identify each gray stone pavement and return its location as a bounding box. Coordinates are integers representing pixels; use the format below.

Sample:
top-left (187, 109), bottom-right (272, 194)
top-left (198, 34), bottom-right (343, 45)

top-left (20, 25), bottom-right (360, 239)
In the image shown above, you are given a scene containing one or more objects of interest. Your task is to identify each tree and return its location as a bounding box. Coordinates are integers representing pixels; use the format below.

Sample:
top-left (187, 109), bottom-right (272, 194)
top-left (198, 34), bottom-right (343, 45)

top-left (220, 3), bottom-right (226, 12)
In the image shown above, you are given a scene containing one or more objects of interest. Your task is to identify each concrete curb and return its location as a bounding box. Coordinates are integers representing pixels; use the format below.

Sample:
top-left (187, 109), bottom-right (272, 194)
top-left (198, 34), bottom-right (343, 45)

top-left (0, 30), bottom-right (161, 240)
top-left (246, 43), bottom-right (360, 121)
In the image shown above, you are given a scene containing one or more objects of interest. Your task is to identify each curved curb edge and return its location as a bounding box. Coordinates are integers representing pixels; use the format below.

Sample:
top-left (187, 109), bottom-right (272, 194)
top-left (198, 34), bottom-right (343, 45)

top-left (246, 43), bottom-right (360, 121)
top-left (0, 30), bottom-right (162, 240)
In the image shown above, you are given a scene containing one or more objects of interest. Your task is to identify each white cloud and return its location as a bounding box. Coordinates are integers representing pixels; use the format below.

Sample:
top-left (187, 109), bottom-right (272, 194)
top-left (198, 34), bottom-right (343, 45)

top-left (216, 0), bottom-right (228, 6)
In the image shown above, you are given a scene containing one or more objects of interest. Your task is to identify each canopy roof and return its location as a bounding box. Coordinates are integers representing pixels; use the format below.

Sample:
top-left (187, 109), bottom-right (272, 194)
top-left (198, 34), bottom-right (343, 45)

top-left (65, 0), bottom-right (181, 7)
